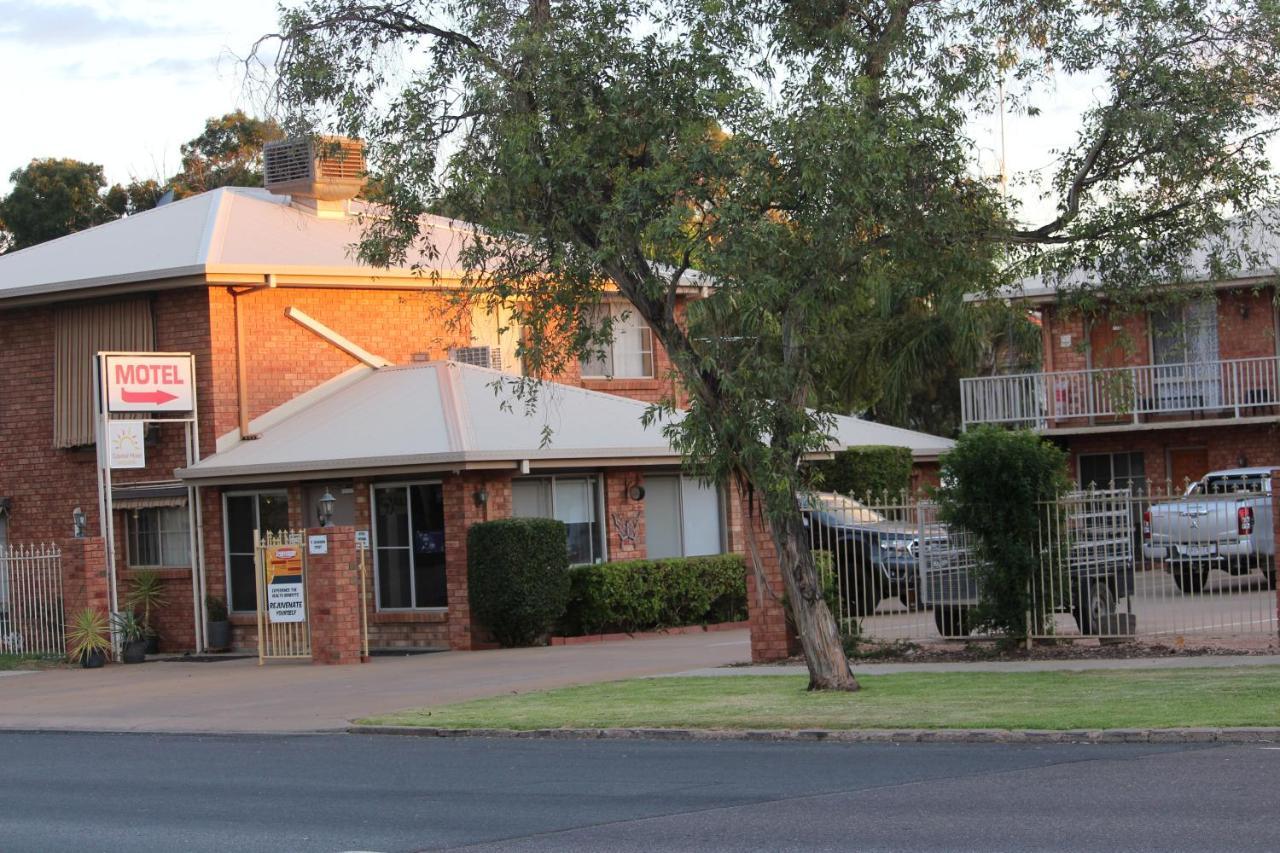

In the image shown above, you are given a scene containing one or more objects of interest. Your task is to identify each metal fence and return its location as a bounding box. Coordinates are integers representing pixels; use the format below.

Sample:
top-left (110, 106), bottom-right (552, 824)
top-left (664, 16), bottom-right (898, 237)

top-left (807, 484), bottom-right (1278, 644)
top-left (0, 544), bottom-right (65, 657)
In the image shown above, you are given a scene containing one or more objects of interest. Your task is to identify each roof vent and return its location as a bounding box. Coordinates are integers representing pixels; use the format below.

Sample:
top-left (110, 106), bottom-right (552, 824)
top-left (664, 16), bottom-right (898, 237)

top-left (263, 137), bottom-right (365, 204)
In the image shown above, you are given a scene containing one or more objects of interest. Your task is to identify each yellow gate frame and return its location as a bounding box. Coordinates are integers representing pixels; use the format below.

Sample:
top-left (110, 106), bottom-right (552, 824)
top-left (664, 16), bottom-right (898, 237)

top-left (254, 529), bottom-right (312, 664)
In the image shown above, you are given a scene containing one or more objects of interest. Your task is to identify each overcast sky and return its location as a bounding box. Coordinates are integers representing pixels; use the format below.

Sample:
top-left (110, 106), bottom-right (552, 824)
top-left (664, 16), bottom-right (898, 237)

top-left (0, 0), bottom-right (1125, 229)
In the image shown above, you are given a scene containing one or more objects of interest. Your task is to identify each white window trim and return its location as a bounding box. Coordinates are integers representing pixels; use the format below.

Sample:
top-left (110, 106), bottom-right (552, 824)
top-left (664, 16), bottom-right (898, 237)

top-left (513, 474), bottom-right (609, 565)
top-left (222, 489), bottom-right (289, 615)
top-left (370, 479), bottom-right (449, 612)
top-left (579, 303), bottom-right (655, 380)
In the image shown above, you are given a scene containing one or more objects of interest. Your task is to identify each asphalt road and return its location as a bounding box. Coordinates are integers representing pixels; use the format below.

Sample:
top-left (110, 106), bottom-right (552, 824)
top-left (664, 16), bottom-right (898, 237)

top-left (2, 732), bottom-right (1277, 852)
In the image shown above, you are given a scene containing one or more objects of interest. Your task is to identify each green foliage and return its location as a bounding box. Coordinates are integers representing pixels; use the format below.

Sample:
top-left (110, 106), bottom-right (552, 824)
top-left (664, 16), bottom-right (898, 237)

top-left (936, 427), bottom-right (1071, 640)
top-left (204, 595), bottom-right (228, 623)
top-left (65, 608), bottom-right (111, 663)
top-left (563, 554), bottom-right (746, 636)
top-left (468, 518), bottom-right (571, 647)
top-left (169, 111), bottom-right (284, 199)
top-left (815, 446), bottom-right (913, 501)
top-left (127, 571), bottom-right (168, 632)
top-left (0, 159), bottom-right (119, 251)
top-left (111, 611), bottom-right (147, 643)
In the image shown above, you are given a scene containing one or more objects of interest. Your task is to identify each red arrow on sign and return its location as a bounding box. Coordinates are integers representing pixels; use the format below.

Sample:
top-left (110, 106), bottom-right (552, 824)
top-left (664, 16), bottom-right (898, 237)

top-left (120, 389), bottom-right (178, 405)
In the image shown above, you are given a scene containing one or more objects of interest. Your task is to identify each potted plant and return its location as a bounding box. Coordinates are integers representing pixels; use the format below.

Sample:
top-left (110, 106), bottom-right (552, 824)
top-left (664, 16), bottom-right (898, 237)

top-left (66, 608), bottom-right (111, 668)
top-left (112, 611), bottom-right (148, 664)
top-left (205, 595), bottom-right (231, 651)
top-left (127, 570), bottom-right (167, 654)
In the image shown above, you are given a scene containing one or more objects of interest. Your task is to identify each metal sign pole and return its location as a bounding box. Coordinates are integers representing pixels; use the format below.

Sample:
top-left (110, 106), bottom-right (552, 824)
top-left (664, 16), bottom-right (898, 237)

top-left (94, 355), bottom-right (121, 655)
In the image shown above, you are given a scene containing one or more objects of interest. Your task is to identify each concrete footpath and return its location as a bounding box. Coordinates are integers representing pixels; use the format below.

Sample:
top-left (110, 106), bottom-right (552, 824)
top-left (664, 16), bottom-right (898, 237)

top-left (0, 629), bottom-right (751, 734)
top-left (671, 653), bottom-right (1280, 678)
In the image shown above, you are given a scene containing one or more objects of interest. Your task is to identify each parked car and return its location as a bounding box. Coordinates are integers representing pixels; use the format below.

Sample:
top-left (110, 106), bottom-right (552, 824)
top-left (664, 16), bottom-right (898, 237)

top-left (800, 492), bottom-right (937, 617)
top-left (1142, 467), bottom-right (1277, 593)
top-left (916, 490), bottom-right (1137, 637)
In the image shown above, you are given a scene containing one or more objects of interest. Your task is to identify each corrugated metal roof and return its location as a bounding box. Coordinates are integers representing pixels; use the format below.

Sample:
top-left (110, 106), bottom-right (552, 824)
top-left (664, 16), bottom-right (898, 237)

top-left (177, 361), bottom-right (953, 483)
top-left (0, 187), bottom-right (475, 301)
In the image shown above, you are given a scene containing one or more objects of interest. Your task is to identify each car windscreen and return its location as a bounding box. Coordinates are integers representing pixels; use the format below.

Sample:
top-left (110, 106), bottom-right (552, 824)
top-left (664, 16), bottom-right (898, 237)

top-left (804, 494), bottom-right (886, 525)
top-left (1193, 475), bottom-right (1269, 495)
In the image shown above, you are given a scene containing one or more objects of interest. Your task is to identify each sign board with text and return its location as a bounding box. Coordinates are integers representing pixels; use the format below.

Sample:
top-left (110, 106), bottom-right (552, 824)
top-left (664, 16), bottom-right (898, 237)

top-left (265, 544), bottom-right (306, 624)
top-left (104, 354), bottom-right (195, 413)
top-left (107, 420), bottom-right (146, 469)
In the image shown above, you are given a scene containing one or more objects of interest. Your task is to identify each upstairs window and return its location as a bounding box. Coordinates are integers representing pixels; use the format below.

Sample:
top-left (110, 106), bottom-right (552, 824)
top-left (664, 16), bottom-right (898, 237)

top-left (580, 303), bottom-right (654, 379)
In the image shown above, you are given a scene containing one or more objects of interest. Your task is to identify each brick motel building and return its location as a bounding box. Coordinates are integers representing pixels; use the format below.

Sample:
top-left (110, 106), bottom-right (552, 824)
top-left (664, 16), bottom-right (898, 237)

top-left (0, 152), bottom-right (952, 664)
top-left (961, 228), bottom-right (1280, 493)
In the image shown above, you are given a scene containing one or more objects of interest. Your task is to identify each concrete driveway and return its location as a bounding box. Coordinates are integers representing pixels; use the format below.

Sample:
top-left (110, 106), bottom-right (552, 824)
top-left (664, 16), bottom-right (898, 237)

top-left (0, 629), bottom-right (749, 734)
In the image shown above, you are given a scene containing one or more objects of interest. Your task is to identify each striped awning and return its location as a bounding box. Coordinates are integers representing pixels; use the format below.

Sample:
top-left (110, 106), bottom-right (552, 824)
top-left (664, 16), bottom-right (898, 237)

top-left (111, 483), bottom-right (188, 510)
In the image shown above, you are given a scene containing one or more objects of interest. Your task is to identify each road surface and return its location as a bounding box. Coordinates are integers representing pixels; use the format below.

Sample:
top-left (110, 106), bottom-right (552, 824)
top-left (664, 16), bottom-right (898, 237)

top-left (2, 731), bottom-right (1276, 851)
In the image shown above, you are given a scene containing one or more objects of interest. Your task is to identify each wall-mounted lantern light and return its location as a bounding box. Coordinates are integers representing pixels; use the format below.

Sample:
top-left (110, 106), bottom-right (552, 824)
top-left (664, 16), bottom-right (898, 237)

top-left (72, 506), bottom-right (87, 539)
top-left (317, 489), bottom-right (336, 527)
top-left (472, 487), bottom-right (489, 507)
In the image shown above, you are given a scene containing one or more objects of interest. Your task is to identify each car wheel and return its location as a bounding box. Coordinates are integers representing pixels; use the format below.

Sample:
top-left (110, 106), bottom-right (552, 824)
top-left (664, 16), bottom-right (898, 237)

top-left (933, 606), bottom-right (970, 638)
top-left (1073, 579), bottom-right (1116, 635)
top-left (1171, 564), bottom-right (1207, 594)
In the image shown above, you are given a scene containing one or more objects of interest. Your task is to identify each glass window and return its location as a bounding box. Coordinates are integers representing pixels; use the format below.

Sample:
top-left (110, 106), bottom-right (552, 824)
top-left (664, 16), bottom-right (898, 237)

top-left (1152, 299), bottom-right (1219, 366)
top-left (645, 475), bottom-right (725, 559)
top-left (1078, 452), bottom-right (1146, 493)
top-left (224, 491), bottom-right (289, 613)
top-left (579, 303), bottom-right (655, 379)
top-left (127, 507), bottom-right (191, 568)
top-left (374, 483), bottom-right (447, 610)
top-left (511, 475), bottom-right (604, 564)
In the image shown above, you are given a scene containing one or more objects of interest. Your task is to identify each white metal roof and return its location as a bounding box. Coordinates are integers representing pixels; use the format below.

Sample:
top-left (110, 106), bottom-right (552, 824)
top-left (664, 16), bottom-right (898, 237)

top-left (176, 361), bottom-right (953, 483)
top-left (0, 187), bottom-right (475, 301)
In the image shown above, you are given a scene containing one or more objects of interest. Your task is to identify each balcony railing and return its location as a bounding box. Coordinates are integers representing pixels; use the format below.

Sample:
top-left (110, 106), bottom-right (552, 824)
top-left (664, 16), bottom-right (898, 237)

top-left (961, 356), bottom-right (1280, 430)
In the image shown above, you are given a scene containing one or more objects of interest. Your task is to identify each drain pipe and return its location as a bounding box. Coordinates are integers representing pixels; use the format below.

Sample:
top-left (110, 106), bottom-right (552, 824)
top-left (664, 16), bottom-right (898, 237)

top-left (229, 275), bottom-right (276, 439)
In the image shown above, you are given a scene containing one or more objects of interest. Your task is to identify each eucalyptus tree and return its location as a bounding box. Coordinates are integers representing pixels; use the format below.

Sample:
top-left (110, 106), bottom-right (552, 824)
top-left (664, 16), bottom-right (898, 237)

top-left (259, 0), bottom-right (1280, 690)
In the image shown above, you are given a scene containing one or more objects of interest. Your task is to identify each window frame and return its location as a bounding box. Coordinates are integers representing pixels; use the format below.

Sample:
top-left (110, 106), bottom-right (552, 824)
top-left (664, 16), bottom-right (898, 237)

top-left (370, 479), bottom-right (448, 612)
top-left (579, 302), bottom-right (655, 380)
top-left (222, 488), bottom-right (289, 615)
top-left (125, 506), bottom-right (192, 569)
top-left (644, 473), bottom-right (727, 559)
top-left (511, 474), bottom-right (608, 565)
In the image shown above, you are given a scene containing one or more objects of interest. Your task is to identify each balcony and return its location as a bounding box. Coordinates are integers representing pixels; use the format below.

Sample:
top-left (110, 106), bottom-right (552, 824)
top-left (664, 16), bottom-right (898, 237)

top-left (960, 356), bottom-right (1280, 431)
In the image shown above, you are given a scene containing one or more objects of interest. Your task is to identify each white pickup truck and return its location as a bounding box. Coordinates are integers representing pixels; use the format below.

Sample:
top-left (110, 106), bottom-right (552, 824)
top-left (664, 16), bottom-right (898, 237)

top-left (1142, 467), bottom-right (1277, 593)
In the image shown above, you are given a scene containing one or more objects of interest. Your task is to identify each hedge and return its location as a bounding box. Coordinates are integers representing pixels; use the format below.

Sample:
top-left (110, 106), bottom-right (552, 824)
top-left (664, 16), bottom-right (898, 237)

top-left (562, 554), bottom-right (747, 636)
top-left (815, 445), bottom-right (913, 499)
top-left (468, 517), bottom-right (570, 647)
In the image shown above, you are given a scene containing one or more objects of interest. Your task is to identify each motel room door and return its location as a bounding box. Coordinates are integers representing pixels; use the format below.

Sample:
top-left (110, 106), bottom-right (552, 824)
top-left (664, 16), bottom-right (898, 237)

top-left (1168, 447), bottom-right (1210, 493)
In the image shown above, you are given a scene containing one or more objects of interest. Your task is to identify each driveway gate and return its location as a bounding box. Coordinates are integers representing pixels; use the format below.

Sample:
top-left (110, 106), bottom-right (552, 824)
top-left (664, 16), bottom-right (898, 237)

top-left (254, 530), bottom-right (311, 663)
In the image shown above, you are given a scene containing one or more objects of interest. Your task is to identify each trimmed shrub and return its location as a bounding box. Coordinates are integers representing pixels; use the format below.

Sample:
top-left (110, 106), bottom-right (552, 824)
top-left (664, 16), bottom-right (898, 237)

top-left (563, 554), bottom-right (747, 636)
top-left (815, 445), bottom-right (913, 499)
top-left (935, 426), bottom-right (1071, 641)
top-left (468, 518), bottom-right (571, 647)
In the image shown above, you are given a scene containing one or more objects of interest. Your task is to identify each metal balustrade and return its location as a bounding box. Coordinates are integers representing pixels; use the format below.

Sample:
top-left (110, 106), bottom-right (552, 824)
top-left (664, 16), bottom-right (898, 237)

top-left (960, 356), bottom-right (1280, 429)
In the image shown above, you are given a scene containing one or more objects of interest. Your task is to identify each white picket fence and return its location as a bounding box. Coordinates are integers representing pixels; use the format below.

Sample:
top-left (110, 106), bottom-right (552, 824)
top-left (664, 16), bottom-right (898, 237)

top-left (0, 544), bottom-right (65, 657)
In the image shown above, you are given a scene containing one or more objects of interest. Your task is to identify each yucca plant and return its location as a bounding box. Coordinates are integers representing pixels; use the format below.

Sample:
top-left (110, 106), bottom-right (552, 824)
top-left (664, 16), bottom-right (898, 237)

top-left (66, 608), bottom-right (111, 668)
top-left (127, 570), bottom-right (167, 644)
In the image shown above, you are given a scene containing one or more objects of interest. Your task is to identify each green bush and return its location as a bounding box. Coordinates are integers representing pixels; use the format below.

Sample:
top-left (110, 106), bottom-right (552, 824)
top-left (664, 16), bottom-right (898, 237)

top-left (468, 518), bottom-right (571, 647)
top-left (936, 426), bottom-right (1071, 641)
top-left (815, 445), bottom-right (913, 499)
top-left (563, 554), bottom-right (747, 636)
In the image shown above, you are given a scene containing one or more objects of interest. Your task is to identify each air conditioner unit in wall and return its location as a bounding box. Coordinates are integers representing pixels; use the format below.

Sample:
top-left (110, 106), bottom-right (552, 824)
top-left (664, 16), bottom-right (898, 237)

top-left (449, 346), bottom-right (503, 371)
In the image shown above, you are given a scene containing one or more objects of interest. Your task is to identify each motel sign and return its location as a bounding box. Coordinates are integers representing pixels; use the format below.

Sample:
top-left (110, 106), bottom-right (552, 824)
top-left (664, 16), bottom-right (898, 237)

top-left (103, 354), bottom-right (195, 413)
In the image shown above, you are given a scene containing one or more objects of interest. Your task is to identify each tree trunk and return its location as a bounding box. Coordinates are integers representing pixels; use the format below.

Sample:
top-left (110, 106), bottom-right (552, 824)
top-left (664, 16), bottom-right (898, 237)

top-left (766, 505), bottom-right (859, 692)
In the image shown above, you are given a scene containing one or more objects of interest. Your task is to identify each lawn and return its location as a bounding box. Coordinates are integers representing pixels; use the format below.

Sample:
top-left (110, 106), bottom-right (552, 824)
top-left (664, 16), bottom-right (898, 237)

top-left (0, 654), bottom-right (61, 671)
top-left (362, 667), bottom-right (1280, 731)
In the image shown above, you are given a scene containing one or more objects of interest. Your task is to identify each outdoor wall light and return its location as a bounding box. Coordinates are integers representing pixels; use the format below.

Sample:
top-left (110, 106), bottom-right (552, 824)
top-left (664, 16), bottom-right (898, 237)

top-left (317, 489), bottom-right (336, 527)
top-left (71, 506), bottom-right (87, 539)
top-left (473, 487), bottom-right (489, 507)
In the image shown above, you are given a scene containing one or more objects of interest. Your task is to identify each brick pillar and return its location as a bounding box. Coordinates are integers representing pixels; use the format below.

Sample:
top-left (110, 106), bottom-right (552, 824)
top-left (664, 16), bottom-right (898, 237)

top-left (745, 508), bottom-right (798, 662)
top-left (605, 469), bottom-right (646, 561)
top-left (305, 526), bottom-right (363, 665)
top-left (61, 536), bottom-right (109, 620)
top-left (443, 471), bottom-right (514, 651)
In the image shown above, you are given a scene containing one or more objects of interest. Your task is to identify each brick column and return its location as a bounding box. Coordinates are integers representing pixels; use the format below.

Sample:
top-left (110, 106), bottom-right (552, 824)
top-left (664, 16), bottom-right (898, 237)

top-left (744, 507), bottom-right (798, 663)
top-left (604, 469), bottom-right (646, 561)
top-left (305, 526), bottom-right (363, 665)
top-left (443, 471), bottom-right (514, 651)
top-left (61, 536), bottom-right (108, 620)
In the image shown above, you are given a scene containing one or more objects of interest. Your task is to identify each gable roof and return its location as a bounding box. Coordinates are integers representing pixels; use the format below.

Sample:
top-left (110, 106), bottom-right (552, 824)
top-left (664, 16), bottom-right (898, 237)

top-left (177, 361), bottom-right (952, 483)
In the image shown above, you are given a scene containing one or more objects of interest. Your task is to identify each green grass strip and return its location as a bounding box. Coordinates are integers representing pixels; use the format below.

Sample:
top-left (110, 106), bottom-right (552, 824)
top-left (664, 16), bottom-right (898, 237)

top-left (362, 667), bottom-right (1280, 731)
